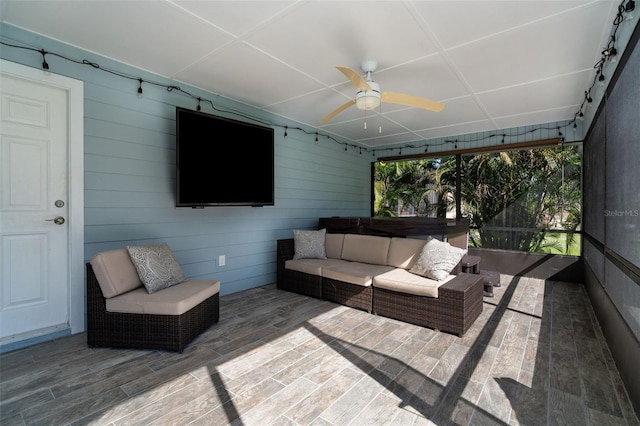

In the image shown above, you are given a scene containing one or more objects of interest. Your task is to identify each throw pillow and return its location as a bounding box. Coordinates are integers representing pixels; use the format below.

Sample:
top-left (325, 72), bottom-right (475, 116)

top-left (409, 237), bottom-right (467, 281)
top-left (126, 243), bottom-right (187, 293)
top-left (293, 228), bottom-right (327, 259)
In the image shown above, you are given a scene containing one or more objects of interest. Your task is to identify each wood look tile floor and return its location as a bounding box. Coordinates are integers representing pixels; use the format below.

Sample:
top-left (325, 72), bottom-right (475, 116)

top-left (1, 275), bottom-right (639, 426)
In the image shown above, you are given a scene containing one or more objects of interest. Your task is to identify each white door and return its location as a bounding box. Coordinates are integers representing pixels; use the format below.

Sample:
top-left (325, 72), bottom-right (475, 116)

top-left (0, 59), bottom-right (84, 343)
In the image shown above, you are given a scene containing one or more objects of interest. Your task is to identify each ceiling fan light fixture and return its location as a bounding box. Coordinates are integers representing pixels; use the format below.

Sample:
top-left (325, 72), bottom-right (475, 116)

top-left (355, 80), bottom-right (381, 110)
top-left (356, 93), bottom-right (381, 110)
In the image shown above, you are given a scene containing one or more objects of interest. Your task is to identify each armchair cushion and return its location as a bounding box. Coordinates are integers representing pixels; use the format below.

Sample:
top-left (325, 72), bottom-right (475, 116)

top-left (106, 279), bottom-right (220, 315)
top-left (90, 248), bottom-right (142, 298)
top-left (127, 243), bottom-right (187, 293)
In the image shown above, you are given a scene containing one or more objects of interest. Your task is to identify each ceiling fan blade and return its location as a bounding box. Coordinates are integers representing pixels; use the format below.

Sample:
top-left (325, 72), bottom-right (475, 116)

top-left (336, 66), bottom-right (372, 92)
top-left (320, 99), bottom-right (356, 123)
top-left (381, 91), bottom-right (445, 112)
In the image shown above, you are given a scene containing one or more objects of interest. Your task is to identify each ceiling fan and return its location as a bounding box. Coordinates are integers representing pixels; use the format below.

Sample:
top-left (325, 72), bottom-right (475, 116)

top-left (320, 60), bottom-right (445, 124)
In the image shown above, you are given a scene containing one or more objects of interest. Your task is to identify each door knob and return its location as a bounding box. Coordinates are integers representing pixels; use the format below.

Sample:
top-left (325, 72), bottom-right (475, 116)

top-left (45, 216), bottom-right (65, 225)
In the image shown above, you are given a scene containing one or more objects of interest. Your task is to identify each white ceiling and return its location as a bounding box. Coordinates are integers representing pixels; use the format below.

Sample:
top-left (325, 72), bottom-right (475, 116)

top-left (0, 1), bottom-right (625, 147)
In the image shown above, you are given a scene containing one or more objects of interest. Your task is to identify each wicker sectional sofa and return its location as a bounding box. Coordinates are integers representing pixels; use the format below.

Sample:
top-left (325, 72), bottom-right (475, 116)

top-left (277, 232), bottom-right (484, 336)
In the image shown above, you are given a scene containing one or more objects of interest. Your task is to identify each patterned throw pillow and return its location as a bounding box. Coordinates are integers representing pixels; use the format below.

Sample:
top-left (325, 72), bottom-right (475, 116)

top-left (409, 237), bottom-right (467, 281)
top-left (293, 229), bottom-right (327, 259)
top-left (126, 243), bottom-right (187, 293)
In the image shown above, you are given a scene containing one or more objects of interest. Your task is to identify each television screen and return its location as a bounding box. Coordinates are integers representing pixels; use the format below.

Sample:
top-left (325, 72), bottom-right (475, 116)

top-left (175, 107), bottom-right (275, 207)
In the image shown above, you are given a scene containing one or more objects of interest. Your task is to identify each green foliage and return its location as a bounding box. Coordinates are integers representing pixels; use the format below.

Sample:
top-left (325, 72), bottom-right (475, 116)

top-left (373, 145), bottom-right (582, 254)
top-left (373, 159), bottom-right (442, 217)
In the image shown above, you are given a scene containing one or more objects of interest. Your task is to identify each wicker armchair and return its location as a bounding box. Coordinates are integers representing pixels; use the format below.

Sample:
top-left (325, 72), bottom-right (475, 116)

top-left (86, 248), bottom-right (220, 353)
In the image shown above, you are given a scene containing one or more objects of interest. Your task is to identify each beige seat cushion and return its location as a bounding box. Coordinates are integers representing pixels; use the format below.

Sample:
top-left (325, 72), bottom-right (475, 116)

top-left (373, 268), bottom-right (455, 297)
top-left (106, 279), bottom-right (220, 315)
top-left (387, 237), bottom-right (428, 269)
top-left (325, 233), bottom-right (345, 259)
top-left (340, 234), bottom-right (391, 265)
top-left (90, 248), bottom-right (142, 298)
top-left (285, 258), bottom-right (350, 276)
top-left (322, 262), bottom-right (395, 286)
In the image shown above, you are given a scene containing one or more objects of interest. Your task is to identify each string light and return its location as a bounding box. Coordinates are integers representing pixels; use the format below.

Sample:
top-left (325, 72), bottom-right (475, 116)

top-left (137, 79), bottom-right (143, 98)
top-left (40, 49), bottom-right (49, 72)
top-left (284, 126), bottom-right (288, 138)
top-left (625, 0), bottom-right (636, 13)
top-left (196, 97), bottom-right (201, 111)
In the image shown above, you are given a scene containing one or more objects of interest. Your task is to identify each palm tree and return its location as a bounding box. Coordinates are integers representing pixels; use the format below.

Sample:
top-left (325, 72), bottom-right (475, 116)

top-left (374, 160), bottom-right (440, 217)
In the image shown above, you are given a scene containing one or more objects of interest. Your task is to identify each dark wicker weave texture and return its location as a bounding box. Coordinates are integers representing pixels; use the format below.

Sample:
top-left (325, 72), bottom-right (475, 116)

top-left (322, 278), bottom-right (373, 313)
top-left (372, 273), bottom-right (483, 336)
top-left (86, 263), bottom-right (219, 353)
top-left (276, 239), bottom-right (322, 298)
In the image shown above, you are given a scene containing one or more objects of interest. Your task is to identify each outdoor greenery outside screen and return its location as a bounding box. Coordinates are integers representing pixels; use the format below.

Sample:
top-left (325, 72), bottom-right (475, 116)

top-left (175, 107), bottom-right (275, 207)
top-left (373, 145), bottom-right (582, 255)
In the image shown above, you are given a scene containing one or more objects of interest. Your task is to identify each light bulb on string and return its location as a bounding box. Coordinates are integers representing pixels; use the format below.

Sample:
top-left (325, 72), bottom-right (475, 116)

top-left (137, 79), bottom-right (143, 98)
top-left (40, 49), bottom-right (50, 75)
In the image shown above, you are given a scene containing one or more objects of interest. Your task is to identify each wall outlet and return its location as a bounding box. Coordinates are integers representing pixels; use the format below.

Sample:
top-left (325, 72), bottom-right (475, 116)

top-left (218, 255), bottom-right (226, 267)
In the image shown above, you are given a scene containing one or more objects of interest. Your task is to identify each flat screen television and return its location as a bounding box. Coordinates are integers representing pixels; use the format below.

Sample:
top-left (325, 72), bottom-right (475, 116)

top-left (175, 107), bottom-right (275, 207)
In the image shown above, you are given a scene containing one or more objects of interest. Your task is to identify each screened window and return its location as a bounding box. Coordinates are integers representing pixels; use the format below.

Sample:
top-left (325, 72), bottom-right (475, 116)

top-left (373, 144), bottom-right (581, 255)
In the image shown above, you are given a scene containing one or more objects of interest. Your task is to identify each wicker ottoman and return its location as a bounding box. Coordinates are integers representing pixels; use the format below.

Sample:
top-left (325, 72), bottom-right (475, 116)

top-left (480, 270), bottom-right (500, 287)
top-left (479, 270), bottom-right (500, 297)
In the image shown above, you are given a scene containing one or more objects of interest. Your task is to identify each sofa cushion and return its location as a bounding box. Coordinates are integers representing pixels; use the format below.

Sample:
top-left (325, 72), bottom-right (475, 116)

top-left (90, 248), bottom-right (143, 298)
top-left (127, 243), bottom-right (187, 293)
top-left (325, 233), bottom-right (344, 259)
top-left (387, 237), bottom-right (428, 269)
top-left (293, 229), bottom-right (327, 259)
top-left (285, 258), bottom-right (350, 276)
top-left (106, 279), bottom-right (220, 315)
top-left (322, 262), bottom-right (395, 286)
top-left (340, 234), bottom-right (391, 265)
top-left (373, 268), bottom-right (455, 297)
top-left (409, 237), bottom-right (467, 280)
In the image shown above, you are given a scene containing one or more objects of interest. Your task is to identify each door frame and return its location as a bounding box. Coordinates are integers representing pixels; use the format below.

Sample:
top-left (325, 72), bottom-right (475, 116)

top-left (1, 59), bottom-right (85, 336)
